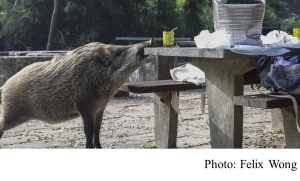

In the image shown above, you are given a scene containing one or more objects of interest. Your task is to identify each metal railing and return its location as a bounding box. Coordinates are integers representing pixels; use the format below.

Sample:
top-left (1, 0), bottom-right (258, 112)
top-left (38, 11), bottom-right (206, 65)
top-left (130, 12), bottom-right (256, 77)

top-left (116, 37), bottom-right (191, 41)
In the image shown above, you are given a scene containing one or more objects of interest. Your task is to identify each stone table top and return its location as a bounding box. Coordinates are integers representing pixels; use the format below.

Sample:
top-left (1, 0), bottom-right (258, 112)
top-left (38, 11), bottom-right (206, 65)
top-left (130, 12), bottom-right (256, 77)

top-left (144, 47), bottom-right (300, 59)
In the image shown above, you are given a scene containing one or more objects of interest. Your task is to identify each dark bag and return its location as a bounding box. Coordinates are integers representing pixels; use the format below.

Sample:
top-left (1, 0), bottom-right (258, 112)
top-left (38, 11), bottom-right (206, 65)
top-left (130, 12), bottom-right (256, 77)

top-left (257, 56), bottom-right (300, 95)
top-left (257, 56), bottom-right (300, 133)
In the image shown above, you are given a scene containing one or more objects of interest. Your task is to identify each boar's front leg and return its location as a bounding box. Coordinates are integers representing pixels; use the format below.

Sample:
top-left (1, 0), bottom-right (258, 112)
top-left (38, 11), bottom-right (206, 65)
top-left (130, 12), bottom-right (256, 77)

top-left (80, 108), bottom-right (104, 148)
top-left (81, 111), bottom-right (95, 148)
top-left (93, 109), bottom-right (104, 148)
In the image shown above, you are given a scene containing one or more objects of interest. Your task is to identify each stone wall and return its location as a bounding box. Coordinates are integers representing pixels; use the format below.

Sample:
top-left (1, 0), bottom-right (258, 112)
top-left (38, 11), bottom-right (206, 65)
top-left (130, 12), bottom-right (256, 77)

top-left (0, 56), bottom-right (53, 87)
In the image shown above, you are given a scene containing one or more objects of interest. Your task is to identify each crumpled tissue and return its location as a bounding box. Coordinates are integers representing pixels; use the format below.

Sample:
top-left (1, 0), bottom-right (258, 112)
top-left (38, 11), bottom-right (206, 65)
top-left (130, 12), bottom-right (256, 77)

top-left (194, 30), bottom-right (231, 49)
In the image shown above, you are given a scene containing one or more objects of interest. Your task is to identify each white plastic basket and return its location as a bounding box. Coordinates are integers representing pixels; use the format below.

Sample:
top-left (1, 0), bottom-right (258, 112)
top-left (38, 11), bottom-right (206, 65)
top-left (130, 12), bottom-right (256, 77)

top-left (212, 0), bottom-right (266, 45)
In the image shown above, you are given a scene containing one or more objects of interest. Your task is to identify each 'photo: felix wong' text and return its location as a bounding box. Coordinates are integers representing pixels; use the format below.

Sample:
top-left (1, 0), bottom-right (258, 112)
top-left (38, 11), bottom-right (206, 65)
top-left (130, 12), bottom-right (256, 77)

top-left (205, 159), bottom-right (297, 171)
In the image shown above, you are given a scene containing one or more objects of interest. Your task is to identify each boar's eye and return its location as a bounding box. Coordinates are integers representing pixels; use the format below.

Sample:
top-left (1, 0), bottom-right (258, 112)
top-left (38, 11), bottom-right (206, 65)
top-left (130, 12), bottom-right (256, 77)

top-left (94, 53), bottom-right (111, 66)
top-left (100, 58), bottom-right (111, 66)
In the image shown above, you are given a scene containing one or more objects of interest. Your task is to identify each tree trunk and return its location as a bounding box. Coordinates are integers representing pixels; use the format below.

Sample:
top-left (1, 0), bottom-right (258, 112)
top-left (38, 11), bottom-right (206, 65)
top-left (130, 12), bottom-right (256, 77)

top-left (46, 0), bottom-right (59, 50)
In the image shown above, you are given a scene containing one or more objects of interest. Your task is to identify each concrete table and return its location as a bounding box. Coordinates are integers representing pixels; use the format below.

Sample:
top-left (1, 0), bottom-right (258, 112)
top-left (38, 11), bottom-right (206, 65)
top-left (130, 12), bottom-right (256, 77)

top-left (144, 47), bottom-right (300, 148)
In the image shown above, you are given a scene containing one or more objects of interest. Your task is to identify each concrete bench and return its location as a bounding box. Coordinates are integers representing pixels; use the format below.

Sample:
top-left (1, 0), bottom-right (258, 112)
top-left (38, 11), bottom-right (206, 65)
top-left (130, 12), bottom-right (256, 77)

top-left (120, 75), bottom-right (260, 148)
top-left (234, 94), bottom-right (300, 148)
top-left (120, 79), bottom-right (205, 93)
top-left (121, 72), bottom-right (260, 93)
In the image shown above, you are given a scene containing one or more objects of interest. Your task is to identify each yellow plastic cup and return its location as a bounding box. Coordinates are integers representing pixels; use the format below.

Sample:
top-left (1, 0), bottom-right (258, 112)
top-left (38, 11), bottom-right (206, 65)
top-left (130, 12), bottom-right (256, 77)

top-left (163, 31), bottom-right (174, 47)
top-left (293, 28), bottom-right (300, 38)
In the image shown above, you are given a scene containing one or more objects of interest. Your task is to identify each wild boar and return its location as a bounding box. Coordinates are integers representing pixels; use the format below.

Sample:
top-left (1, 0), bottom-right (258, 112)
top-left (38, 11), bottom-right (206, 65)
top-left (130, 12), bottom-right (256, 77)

top-left (0, 38), bottom-right (157, 148)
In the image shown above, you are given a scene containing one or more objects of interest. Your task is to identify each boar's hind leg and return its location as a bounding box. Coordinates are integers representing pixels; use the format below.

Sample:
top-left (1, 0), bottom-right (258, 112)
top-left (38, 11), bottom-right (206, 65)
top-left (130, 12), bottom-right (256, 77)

top-left (0, 130), bottom-right (3, 139)
top-left (81, 112), bottom-right (95, 148)
top-left (0, 111), bottom-right (31, 139)
top-left (0, 122), bottom-right (4, 139)
top-left (93, 110), bottom-right (104, 148)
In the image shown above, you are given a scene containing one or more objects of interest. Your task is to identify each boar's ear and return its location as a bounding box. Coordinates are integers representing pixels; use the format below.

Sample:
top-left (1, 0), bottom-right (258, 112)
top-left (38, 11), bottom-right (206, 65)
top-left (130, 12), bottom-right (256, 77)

top-left (94, 53), bottom-right (111, 66)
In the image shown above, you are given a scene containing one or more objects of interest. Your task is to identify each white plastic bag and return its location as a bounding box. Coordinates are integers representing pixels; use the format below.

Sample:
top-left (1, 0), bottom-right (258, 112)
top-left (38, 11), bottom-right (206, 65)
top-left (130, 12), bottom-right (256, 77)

top-left (230, 45), bottom-right (290, 56)
top-left (170, 63), bottom-right (205, 86)
top-left (230, 30), bottom-right (300, 56)
top-left (262, 30), bottom-right (300, 48)
top-left (169, 63), bottom-right (206, 115)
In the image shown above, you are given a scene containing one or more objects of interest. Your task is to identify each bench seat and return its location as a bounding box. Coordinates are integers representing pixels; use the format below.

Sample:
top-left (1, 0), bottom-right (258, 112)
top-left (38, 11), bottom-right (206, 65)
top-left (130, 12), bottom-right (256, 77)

top-left (120, 80), bottom-right (205, 93)
top-left (234, 94), bottom-right (300, 109)
top-left (234, 93), bottom-right (300, 148)
top-left (120, 75), bottom-right (260, 94)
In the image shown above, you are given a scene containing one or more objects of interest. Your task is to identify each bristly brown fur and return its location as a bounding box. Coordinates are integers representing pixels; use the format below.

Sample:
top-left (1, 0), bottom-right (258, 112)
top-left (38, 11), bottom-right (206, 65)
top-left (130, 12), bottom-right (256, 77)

top-left (0, 38), bottom-right (157, 148)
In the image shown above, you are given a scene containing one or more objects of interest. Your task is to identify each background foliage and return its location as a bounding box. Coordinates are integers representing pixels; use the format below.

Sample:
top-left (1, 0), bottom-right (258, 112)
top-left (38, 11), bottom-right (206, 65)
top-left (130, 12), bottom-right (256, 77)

top-left (0, 0), bottom-right (299, 51)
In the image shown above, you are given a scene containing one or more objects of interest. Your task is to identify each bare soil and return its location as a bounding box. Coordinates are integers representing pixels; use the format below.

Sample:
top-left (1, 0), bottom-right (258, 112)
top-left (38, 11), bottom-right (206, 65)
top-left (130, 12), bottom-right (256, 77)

top-left (0, 85), bottom-right (286, 149)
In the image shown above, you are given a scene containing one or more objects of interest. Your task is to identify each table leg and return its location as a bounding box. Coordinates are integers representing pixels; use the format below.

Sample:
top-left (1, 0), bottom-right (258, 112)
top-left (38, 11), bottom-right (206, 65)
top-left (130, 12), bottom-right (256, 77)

top-left (281, 107), bottom-right (300, 148)
top-left (192, 57), bottom-right (256, 148)
top-left (153, 56), bottom-right (177, 148)
top-left (270, 109), bottom-right (284, 132)
top-left (154, 92), bottom-right (178, 148)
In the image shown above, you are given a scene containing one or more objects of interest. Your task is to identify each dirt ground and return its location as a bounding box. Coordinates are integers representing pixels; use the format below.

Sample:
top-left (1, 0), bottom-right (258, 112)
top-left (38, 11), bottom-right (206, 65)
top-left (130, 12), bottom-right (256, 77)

top-left (0, 85), bottom-right (286, 149)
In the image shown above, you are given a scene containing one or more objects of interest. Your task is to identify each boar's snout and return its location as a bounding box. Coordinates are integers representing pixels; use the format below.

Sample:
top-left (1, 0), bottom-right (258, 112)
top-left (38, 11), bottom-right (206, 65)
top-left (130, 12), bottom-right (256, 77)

top-left (150, 38), bottom-right (157, 47)
top-left (135, 38), bottom-right (157, 58)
